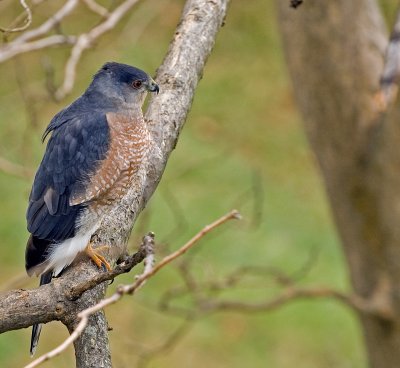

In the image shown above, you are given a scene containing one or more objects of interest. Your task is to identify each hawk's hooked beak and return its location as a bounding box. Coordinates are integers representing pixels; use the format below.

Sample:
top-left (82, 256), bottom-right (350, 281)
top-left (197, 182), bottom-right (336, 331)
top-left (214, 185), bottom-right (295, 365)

top-left (147, 77), bottom-right (159, 94)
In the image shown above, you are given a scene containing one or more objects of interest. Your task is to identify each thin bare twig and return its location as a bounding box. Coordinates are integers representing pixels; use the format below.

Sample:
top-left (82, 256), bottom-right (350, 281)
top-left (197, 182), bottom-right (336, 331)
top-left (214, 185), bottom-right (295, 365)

top-left (0, 35), bottom-right (76, 63)
top-left (0, 0), bottom-right (78, 63)
top-left (13, 0), bottom-right (78, 44)
top-left (2, 0), bottom-right (46, 37)
top-left (25, 210), bottom-right (240, 368)
top-left (0, 0), bottom-right (32, 33)
top-left (160, 281), bottom-right (394, 321)
top-left (197, 286), bottom-right (387, 317)
top-left (82, 0), bottom-right (110, 18)
top-left (157, 260), bottom-right (317, 318)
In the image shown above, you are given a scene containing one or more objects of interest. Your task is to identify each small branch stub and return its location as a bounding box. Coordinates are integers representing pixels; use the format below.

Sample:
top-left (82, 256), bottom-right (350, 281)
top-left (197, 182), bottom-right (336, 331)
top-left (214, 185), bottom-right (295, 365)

top-left (290, 0), bottom-right (303, 9)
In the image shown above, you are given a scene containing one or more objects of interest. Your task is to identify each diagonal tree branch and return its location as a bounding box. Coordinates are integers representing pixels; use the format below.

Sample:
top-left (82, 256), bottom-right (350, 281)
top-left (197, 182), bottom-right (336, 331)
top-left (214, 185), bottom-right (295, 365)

top-left (0, 0), bottom-right (230, 366)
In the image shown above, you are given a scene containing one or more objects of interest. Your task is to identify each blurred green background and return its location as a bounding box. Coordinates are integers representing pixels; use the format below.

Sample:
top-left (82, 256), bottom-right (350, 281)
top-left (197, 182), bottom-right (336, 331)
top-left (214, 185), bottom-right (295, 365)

top-left (0, 0), bottom-right (397, 367)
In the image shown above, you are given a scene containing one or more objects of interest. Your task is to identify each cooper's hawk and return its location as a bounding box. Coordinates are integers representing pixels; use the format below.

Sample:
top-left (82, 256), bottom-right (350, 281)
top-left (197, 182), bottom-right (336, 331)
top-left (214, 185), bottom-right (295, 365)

top-left (25, 62), bottom-right (159, 355)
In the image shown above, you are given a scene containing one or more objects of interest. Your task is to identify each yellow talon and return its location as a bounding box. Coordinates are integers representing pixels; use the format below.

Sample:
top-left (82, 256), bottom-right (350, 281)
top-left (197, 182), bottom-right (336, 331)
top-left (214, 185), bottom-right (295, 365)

top-left (85, 243), bottom-right (112, 271)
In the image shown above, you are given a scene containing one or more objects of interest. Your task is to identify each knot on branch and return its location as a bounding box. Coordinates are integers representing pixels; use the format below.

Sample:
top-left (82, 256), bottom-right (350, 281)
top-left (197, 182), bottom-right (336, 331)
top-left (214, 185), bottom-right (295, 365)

top-left (290, 0), bottom-right (303, 8)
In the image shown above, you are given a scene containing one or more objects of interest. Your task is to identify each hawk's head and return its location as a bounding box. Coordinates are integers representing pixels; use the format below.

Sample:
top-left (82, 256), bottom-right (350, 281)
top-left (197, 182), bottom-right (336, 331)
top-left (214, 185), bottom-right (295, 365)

top-left (89, 62), bottom-right (159, 106)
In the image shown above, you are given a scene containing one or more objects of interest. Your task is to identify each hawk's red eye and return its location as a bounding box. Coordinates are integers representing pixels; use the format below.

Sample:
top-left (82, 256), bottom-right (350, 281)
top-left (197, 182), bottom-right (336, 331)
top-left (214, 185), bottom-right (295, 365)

top-left (132, 80), bottom-right (142, 89)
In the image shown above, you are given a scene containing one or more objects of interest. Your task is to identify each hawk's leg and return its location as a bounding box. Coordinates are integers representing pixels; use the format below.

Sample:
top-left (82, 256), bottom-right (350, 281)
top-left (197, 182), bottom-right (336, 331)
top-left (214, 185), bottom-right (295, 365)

top-left (85, 243), bottom-right (112, 271)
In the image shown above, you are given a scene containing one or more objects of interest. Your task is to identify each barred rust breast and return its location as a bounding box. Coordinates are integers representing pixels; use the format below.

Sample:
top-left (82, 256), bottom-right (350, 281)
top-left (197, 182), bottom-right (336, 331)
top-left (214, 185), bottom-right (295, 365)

top-left (70, 112), bottom-right (151, 212)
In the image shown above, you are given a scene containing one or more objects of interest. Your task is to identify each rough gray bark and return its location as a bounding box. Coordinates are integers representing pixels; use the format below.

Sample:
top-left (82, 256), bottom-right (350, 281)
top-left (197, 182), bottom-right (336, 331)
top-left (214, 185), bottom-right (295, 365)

top-left (65, 276), bottom-right (111, 368)
top-left (68, 286), bottom-right (111, 368)
top-left (73, 311), bottom-right (111, 368)
top-left (277, 1), bottom-right (400, 367)
top-left (0, 0), bottom-right (229, 367)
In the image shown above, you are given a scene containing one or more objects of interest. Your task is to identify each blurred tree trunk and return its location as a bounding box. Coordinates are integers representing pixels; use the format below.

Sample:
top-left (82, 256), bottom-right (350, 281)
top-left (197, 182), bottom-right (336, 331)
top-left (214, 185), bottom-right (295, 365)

top-left (277, 1), bottom-right (400, 367)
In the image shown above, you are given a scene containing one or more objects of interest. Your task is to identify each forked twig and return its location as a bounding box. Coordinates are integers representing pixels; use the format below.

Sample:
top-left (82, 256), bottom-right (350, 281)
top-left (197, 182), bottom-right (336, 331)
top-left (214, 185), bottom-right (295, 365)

top-left (13, 0), bottom-right (78, 44)
top-left (54, 0), bottom-right (141, 100)
top-left (0, 0), bottom-right (32, 33)
top-left (0, 0), bottom-right (78, 63)
top-left (25, 209), bottom-right (241, 368)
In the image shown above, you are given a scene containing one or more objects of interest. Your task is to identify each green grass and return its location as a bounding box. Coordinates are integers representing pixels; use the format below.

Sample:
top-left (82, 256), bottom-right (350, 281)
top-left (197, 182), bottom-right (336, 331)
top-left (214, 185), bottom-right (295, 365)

top-left (0, 0), bottom-right (389, 366)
